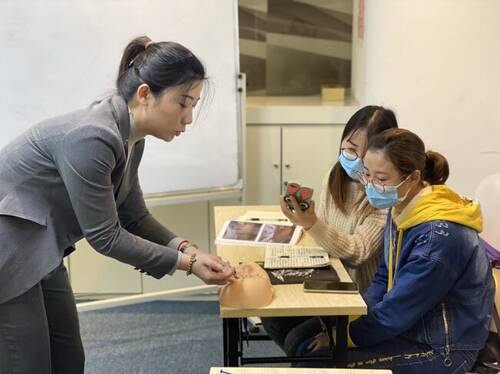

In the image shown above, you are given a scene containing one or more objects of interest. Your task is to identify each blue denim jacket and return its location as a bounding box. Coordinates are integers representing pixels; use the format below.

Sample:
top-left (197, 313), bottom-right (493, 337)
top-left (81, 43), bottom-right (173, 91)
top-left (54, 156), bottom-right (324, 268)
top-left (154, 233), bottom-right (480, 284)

top-left (350, 214), bottom-right (494, 359)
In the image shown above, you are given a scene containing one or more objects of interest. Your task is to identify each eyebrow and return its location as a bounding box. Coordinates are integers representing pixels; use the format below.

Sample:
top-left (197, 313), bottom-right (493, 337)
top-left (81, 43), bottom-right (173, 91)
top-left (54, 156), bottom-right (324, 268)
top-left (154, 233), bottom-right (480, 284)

top-left (347, 138), bottom-right (358, 147)
top-left (363, 167), bottom-right (389, 177)
top-left (180, 94), bottom-right (200, 101)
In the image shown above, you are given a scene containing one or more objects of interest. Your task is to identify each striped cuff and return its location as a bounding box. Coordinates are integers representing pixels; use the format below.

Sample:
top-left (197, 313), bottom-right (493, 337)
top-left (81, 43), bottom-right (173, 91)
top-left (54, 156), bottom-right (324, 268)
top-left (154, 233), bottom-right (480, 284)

top-left (168, 237), bottom-right (188, 252)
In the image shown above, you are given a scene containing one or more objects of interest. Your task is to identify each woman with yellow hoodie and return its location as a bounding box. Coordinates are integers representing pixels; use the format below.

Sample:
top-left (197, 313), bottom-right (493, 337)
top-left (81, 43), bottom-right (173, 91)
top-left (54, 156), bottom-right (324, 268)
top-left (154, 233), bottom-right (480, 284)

top-left (298, 128), bottom-right (494, 373)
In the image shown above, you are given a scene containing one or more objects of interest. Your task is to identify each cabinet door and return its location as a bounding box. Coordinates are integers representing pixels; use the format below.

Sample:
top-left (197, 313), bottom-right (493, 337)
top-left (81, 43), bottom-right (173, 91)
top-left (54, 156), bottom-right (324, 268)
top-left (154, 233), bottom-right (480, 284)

top-left (70, 239), bottom-right (142, 295)
top-left (245, 125), bottom-right (281, 204)
top-left (70, 202), bottom-right (210, 295)
top-left (282, 125), bottom-right (343, 197)
top-left (142, 202), bottom-right (209, 293)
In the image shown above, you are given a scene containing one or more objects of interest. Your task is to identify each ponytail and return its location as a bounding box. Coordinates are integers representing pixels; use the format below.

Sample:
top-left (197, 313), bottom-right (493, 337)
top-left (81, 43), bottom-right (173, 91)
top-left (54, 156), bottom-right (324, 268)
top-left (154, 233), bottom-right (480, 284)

top-left (117, 36), bottom-right (152, 80)
top-left (424, 151), bottom-right (449, 184)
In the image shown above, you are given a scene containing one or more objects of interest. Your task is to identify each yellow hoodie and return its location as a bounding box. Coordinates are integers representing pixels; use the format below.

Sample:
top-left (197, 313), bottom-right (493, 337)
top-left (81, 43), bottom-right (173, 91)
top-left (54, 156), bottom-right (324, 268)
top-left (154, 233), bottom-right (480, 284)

top-left (387, 184), bottom-right (483, 291)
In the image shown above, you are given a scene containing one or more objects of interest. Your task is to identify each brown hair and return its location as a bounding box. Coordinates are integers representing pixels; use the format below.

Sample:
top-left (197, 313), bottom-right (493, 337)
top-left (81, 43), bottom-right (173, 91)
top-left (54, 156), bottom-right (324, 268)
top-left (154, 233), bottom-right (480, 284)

top-left (367, 128), bottom-right (449, 185)
top-left (328, 106), bottom-right (398, 213)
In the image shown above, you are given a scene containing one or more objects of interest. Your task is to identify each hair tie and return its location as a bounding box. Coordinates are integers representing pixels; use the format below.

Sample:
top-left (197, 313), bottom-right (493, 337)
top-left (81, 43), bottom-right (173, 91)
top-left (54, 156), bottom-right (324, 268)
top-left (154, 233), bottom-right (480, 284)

top-left (128, 41), bottom-right (154, 68)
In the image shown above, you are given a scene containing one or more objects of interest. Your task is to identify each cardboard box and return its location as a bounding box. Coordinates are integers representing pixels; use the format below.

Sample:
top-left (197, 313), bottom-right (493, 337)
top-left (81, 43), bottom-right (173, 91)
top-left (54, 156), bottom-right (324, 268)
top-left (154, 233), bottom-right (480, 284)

top-left (321, 84), bottom-right (345, 101)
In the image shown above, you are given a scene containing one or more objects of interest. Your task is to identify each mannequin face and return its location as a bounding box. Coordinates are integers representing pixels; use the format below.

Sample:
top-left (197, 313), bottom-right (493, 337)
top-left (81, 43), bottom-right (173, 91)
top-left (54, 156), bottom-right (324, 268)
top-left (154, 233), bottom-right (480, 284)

top-left (219, 262), bottom-right (274, 308)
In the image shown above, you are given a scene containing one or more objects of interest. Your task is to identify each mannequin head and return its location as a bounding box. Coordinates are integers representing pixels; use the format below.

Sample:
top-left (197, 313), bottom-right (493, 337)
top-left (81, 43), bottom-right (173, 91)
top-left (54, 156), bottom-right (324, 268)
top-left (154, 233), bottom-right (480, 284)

top-left (219, 262), bottom-right (274, 308)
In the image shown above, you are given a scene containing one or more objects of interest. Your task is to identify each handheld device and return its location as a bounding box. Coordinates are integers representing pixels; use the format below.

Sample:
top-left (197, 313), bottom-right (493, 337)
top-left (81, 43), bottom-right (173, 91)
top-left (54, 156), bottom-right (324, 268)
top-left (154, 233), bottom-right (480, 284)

top-left (303, 279), bottom-right (359, 294)
top-left (284, 181), bottom-right (314, 211)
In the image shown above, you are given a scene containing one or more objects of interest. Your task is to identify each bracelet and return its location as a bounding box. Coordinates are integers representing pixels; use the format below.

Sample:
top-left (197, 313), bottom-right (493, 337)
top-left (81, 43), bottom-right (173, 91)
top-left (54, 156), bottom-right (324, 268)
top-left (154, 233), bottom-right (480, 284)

top-left (179, 241), bottom-right (199, 253)
top-left (177, 240), bottom-right (189, 252)
top-left (186, 254), bottom-right (197, 276)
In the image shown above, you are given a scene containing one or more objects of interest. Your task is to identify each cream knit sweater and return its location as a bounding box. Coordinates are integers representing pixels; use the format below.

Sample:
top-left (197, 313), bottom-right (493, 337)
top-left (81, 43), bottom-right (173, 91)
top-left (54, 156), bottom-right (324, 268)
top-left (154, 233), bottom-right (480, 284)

top-left (307, 170), bottom-right (387, 293)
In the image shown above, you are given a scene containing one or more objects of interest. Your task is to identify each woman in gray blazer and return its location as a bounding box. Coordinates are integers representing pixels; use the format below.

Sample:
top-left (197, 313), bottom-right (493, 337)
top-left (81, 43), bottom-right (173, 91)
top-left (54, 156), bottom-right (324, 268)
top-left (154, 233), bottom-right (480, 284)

top-left (0, 35), bottom-right (235, 374)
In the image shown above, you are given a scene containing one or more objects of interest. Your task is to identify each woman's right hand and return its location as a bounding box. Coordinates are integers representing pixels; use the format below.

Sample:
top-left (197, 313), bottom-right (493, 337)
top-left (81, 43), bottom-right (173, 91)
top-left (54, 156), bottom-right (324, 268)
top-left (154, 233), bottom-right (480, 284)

top-left (181, 252), bottom-right (236, 285)
top-left (280, 195), bottom-right (317, 230)
top-left (307, 332), bottom-right (330, 352)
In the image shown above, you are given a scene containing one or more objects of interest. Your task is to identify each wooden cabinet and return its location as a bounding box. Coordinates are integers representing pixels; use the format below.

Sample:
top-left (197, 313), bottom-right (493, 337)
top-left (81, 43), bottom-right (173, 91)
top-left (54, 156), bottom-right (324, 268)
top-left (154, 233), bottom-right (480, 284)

top-left (70, 202), bottom-right (210, 295)
top-left (245, 125), bottom-right (281, 204)
top-left (245, 124), bottom-right (344, 205)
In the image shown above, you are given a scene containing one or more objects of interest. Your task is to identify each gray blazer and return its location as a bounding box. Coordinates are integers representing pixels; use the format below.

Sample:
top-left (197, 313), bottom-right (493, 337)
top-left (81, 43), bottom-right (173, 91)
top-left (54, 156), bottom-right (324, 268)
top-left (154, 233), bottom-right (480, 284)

top-left (0, 94), bottom-right (180, 303)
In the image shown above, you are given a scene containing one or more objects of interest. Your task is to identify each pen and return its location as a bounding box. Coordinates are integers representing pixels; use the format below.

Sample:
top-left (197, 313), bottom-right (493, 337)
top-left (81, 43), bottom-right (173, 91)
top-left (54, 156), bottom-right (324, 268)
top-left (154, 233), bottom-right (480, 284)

top-left (249, 218), bottom-right (288, 222)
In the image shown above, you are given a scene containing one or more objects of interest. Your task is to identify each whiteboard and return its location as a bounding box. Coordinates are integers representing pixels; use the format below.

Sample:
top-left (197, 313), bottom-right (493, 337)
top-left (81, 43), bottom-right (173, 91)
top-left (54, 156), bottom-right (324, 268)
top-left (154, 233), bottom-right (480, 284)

top-left (0, 0), bottom-right (242, 196)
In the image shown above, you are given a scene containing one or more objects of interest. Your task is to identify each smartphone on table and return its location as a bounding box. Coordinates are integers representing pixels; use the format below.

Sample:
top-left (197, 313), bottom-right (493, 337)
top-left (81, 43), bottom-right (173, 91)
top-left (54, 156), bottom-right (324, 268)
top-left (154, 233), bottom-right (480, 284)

top-left (284, 181), bottom-right (314, 211)
top-left (303, 279), bottom-right (359, 294)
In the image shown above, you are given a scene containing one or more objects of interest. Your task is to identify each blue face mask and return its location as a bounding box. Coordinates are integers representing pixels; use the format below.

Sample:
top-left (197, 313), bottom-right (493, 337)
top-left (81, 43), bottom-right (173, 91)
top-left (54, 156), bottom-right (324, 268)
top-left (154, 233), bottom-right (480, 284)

top-left (339, 153), bottom-right (365, 181)
top-left (364, 176), bottom-right (411, 209)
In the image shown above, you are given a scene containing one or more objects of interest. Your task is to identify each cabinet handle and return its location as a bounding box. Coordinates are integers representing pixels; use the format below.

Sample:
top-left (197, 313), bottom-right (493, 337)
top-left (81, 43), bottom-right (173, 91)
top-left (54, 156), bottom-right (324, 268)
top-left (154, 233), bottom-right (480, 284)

top-left (285, 164), bottom-right (290, 169)
top-left (273, 164), bottom-right (279, 168)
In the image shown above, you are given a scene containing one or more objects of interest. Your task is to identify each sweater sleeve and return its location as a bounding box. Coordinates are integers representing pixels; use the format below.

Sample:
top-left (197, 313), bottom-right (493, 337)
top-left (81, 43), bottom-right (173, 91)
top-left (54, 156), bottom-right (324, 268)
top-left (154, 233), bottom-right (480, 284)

top-left (307, 177), bottom-right (387, 267)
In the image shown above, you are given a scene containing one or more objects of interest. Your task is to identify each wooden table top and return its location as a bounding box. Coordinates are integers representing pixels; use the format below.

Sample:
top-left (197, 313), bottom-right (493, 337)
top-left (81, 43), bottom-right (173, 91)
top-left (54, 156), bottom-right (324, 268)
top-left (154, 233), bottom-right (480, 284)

top-left (214, 205), bottom-right (367, 318)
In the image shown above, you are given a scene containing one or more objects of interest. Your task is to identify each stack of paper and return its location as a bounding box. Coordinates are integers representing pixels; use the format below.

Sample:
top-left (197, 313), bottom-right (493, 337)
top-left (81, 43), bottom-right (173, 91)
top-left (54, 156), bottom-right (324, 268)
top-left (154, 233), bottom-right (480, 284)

top-left (264, 244), bottom-right (330, 269)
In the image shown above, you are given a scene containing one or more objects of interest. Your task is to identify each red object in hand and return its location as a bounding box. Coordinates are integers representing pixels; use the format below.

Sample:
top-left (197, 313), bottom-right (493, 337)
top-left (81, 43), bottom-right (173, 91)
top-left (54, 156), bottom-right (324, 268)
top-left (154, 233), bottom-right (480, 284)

top-left (286, 182), bottom-right (300, 195)
top-left (298, 187), bottom-right (313, 201)
top-left (284, 181), bottom-right (314, 211)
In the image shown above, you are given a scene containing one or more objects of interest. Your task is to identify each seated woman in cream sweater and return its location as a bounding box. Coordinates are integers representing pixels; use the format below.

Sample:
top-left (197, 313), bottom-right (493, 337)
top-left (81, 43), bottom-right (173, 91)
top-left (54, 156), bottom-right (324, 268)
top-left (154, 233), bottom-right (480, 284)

top-left (261, 105), bottom-right (398, 356)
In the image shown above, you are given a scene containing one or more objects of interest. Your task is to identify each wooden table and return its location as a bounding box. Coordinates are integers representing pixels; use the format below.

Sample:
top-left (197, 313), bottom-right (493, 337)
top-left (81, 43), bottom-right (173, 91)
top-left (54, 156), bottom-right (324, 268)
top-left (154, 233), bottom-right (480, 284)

top-left (210, 368), bottom-right (392, 374)
top-left (214, 205), bottom-right (367, 367)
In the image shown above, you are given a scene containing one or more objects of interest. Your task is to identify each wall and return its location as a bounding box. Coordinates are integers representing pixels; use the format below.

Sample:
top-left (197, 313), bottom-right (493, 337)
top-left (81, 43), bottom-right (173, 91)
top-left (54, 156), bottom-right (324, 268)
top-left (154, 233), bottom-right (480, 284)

top-left (352, 0), bottom-right (500, 196)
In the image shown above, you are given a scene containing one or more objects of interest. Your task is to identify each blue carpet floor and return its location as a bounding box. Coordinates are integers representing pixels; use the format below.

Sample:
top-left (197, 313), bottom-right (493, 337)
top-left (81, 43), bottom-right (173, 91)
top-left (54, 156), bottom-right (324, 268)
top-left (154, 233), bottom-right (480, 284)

top-left (79, 300), bottom-right (283, 374)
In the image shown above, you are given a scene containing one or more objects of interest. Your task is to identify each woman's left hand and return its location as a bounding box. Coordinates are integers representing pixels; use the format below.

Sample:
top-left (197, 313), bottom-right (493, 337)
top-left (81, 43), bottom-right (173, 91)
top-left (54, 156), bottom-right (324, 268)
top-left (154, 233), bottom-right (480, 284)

top-left (280, 195), bottom-right (317, 230)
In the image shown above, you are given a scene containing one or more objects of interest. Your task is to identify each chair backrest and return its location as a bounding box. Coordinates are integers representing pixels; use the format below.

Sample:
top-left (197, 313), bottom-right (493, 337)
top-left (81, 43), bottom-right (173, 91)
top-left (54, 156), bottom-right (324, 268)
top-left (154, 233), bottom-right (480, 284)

top-left (475, 173), bottom-right (500, 251)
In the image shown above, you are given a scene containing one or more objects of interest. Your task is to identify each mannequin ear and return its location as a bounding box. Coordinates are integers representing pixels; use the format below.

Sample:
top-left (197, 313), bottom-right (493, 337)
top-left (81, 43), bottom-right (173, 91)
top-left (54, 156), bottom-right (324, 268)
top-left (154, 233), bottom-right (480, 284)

top-left (136, 83), bottom-right (152, 104)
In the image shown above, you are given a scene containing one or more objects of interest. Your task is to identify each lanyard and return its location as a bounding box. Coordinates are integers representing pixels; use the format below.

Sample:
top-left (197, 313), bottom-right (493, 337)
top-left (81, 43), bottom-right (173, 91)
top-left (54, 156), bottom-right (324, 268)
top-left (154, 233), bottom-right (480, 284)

top-left (387, 220), bottom-right (403, 292)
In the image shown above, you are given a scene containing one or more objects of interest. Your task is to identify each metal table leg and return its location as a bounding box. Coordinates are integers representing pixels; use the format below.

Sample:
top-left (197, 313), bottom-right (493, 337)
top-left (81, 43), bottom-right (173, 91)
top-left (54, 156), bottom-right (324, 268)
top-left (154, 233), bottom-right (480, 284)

top-left (335, 315), bottom-right (349, 367)
top-left (223, 318), bottom-right (240, 366)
